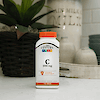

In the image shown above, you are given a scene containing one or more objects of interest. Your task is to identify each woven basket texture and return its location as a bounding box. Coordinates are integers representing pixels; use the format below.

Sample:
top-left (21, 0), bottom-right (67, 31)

top-left (0, 32), bottom-right (39, 77)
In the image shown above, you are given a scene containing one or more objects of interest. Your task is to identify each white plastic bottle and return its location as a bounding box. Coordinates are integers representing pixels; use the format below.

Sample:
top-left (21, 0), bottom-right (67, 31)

top-left (35, 31), bottom-right (59, 89)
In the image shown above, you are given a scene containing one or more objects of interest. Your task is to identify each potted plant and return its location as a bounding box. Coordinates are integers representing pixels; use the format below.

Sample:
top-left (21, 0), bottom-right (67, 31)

top-left (0, 0), bottom-right (57, 77)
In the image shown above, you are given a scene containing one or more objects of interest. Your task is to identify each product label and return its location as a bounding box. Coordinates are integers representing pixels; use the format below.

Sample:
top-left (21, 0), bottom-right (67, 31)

top-left (36, 43), bottom-right (59, 87)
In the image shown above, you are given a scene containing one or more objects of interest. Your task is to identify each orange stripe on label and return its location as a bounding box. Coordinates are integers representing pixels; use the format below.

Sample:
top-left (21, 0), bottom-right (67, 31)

top-left (36, 82), bottom-right (59, 86)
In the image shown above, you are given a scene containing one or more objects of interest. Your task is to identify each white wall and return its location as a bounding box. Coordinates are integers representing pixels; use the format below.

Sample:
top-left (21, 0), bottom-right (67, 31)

top-left (82, 0), bottom-right (100, 48)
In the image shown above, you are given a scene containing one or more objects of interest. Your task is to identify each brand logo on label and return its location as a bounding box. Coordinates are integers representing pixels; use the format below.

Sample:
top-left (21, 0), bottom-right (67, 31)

top-left (41, 71), bottom-right (44, 75)
top-left (42, 49), bottom-right (52, 52)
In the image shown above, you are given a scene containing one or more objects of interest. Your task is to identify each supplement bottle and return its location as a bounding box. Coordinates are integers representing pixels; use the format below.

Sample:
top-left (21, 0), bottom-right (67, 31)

top-left (35, 31), bottom-right (59, 88)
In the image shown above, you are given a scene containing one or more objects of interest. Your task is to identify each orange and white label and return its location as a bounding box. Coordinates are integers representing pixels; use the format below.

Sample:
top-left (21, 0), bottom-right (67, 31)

top-left (36, 82), bottom-right (59, 86)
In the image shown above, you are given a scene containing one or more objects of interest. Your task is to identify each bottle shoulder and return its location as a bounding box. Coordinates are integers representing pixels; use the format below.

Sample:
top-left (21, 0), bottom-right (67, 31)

top-left (36, 38), bottom-right (59, 47)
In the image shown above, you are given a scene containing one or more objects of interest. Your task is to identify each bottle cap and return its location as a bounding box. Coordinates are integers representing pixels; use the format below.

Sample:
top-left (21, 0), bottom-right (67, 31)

top-left (39, 32), bottom-right (57, 38)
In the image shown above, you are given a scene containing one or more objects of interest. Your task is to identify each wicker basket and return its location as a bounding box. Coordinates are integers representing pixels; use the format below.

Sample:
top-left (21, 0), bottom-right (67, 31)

top-left (0, 32), bottom-right (39, 77)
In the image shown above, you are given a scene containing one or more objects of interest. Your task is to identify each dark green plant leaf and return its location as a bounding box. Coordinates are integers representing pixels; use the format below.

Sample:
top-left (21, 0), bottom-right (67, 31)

top-left (9, 0), bottom-right (16, 5)
top-left (0, 4), bottom-right (8, 14)
top-left (23, 0), bottom-right (45, 26)
top-left (30, 10), bottom-right (55, 25)
top-left (20, 0), bottom-right (34, 20)
top-left (0, 14), bottom-right (17, 26)
top-left (0, 4), bottom-right (12, 17)
top-left (21, 0), bottom-right (34, 16)
top-left (3, 0), bottom-right (21, 24)
top-left (9, 0), bottom-right (22, 19)
top-left (31, 22), bottom-right (59, 30)
top-left (16, 4), bottom-right (21, 14)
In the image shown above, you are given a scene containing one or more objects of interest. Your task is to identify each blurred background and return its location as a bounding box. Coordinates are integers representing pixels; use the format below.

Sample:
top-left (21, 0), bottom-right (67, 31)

top-left (0, 0), bottom-right (99, 48)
